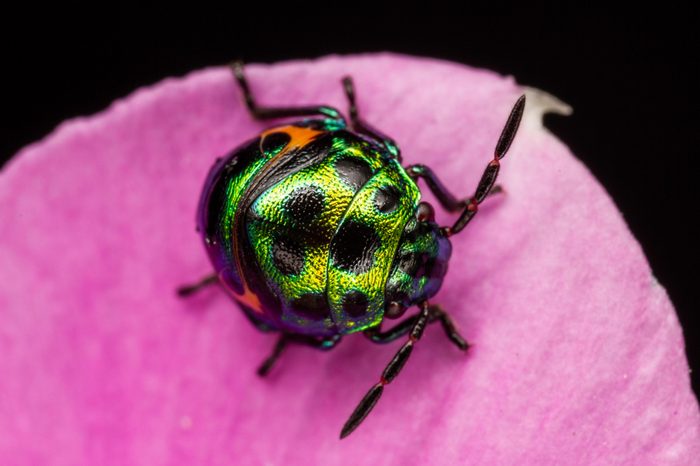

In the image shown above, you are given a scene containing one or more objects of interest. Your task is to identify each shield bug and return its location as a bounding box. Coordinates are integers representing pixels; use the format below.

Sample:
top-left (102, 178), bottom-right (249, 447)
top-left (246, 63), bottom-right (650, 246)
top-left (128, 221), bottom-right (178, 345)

top-left (178, 61), bottom-right (525, 438)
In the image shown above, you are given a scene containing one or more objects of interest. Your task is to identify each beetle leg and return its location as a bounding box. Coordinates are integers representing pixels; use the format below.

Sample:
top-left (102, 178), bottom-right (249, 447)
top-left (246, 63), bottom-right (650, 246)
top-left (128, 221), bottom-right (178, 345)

top-left (364, 305), bottom-right (468, 350)
top-left (363, 316), bottom-right (418, 344)
top-left (364, 310), bottom-right (439, 344)
top-left (176, 274), bottom-right (218, 297)
top-left (426, 304), bottom-right (469, 350)
top-left (231, 61), bottom-right (345, 123)
top-left (257, 333), bottom-right (342, 377)
top-left (341, 76), bottom-right (402, 162)
top-left (442, 95), bottom-right (526, 237)
top-left (407, 164), bottom-right (504, 212)
top-left (257, 335), bottom-right (290, 376)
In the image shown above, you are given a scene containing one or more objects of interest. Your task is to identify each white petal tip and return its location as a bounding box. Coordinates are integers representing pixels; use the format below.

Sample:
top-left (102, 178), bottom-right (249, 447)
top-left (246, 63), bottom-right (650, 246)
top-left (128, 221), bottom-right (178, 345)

top-left (522, 86), bottom-right (573, 128)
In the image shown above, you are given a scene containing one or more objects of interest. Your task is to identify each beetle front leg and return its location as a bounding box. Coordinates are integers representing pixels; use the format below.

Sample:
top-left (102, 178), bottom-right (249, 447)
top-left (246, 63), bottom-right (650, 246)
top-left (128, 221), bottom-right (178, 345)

top-left (364, 304), bottom-right (468, 350)
top-left (363, 316), bottom-right (419, 344)
top-left (407, 165), bottom-right (504, 213)
top-left (406, 164), bottom-right (470, 212)
top-left (426, 304), bottom-right (469, 350)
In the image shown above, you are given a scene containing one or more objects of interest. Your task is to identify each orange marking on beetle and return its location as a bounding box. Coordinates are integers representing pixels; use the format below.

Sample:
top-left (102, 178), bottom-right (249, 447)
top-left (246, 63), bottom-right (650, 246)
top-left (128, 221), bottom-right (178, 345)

top-left (217, 269), bottom-right (264, 313)
top-left (231, 124), bottom-right (326, 315)
top-left (232, 285), bottom-right (264, 313)
top-left (260, 125), bottom-right (325, 157)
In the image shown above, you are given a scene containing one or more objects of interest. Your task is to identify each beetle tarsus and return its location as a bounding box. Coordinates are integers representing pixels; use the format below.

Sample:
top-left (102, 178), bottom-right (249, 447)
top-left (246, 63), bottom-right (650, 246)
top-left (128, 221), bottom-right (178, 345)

top-left (428, 304), bottom-right (470, 351)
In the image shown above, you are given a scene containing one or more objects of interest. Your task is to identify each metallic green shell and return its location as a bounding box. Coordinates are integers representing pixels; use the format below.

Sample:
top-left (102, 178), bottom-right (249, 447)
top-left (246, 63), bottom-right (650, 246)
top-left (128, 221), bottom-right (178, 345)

top-left (326, 160), bottom-right (419, 332)
top-left (210, 122), bottom-right (420, 336)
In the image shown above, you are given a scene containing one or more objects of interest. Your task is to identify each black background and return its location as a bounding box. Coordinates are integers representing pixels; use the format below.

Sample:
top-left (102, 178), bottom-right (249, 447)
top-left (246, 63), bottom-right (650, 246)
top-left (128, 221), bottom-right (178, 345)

top-left (2, 16), bottom-right (697, 395)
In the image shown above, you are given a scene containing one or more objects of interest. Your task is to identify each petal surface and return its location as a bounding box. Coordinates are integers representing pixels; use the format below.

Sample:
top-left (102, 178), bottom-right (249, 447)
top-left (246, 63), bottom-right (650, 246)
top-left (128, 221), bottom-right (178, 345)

top-left (1, 54), bottom-right (698, 465)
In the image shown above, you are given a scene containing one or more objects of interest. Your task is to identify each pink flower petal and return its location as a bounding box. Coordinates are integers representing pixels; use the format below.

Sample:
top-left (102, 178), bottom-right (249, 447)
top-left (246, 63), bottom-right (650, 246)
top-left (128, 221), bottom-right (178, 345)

top-left (1, 54), bottom-right (698, 465)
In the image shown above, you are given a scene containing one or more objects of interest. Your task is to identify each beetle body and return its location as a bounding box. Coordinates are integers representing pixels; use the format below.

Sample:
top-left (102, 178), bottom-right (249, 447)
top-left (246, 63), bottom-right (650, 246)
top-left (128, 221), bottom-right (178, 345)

top-left (182, 62), bottom-right (524, 438)
top-left (197, 120), bottom-right (451, 337)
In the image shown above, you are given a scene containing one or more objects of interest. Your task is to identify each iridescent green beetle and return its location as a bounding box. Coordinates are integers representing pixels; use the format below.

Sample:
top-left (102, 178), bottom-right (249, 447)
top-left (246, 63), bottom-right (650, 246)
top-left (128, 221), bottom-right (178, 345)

top-left (179, 62), bottom-right (525, 438)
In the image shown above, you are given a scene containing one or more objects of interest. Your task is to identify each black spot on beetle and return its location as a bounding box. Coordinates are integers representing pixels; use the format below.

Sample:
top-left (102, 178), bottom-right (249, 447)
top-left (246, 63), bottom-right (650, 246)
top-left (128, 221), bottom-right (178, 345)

top-left (342, 290), bottom-right (369, 317)
top-left (374, 185), bottom-right (400, 213)
top-left (335, 157), bottom-right (373, 191)
top-left (261, 132), bottom-right (291, 155)
top-left (284, 186), bottom-right (325, 224)
top-left (272, 237), bottom-right (305, 275)
top-left (331, 220), bottom-right (380, 274)
top-left (291, 293), bottom-right (330, 320)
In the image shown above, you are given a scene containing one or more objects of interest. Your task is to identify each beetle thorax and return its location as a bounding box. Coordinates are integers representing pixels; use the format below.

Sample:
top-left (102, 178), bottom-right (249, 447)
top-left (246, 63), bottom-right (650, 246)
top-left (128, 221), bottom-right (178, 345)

top-left (384, 217), bottom-right (452, 311)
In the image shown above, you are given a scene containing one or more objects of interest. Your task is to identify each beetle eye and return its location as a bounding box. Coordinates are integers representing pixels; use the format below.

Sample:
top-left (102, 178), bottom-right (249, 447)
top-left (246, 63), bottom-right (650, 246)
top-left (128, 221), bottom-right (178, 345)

top-left (416, 202), bottom-right (435, 222)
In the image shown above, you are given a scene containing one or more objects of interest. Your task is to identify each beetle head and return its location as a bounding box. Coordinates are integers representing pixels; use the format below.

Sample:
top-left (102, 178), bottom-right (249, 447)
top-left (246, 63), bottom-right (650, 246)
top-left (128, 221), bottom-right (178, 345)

top-left (383, 202), bottom-right (452, 319)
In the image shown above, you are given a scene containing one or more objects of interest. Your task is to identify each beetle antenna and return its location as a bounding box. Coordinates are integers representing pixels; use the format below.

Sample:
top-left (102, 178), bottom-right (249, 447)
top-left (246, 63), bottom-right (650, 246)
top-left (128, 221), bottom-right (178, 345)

top-left (495, 95), bottom-right (526, 160)
top-left (441, 95), bottom-right (526, 237)
top-left (340, 301), bottom-right (433, 438)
